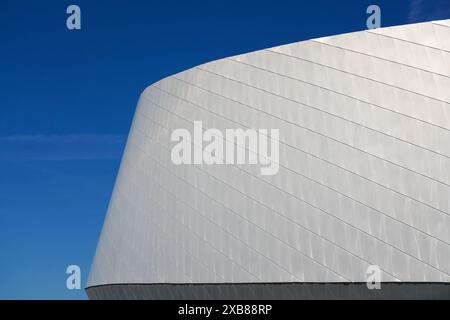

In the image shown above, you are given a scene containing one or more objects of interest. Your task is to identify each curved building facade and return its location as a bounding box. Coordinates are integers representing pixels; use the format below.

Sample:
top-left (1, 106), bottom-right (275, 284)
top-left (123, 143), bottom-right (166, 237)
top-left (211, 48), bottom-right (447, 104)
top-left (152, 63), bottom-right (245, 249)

top-left (87, 19), bottom-right (450, 299)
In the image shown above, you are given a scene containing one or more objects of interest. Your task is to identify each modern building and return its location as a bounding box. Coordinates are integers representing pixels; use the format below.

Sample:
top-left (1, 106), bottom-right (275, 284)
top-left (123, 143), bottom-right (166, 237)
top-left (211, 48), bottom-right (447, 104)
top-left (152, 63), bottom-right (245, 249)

top-left (87, 19), bottom-right (450, 299)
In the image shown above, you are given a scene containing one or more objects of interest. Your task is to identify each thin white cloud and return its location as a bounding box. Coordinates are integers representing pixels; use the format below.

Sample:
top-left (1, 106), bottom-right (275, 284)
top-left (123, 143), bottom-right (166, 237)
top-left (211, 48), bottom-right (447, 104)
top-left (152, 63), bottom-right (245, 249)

top-left (408, 0), bottom-right (425, 23)
top-left (408, 0), bottom-right (450, 23)
top-left (0, 134), bottom-right (127, 161)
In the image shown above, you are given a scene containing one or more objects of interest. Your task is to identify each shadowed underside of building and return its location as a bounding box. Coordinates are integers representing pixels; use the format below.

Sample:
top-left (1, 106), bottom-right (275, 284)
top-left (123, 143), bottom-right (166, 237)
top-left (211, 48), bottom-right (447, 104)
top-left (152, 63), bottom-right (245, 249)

top-left (87, 19), bottom-right (450, 300)
top-left (86, 283), bottom-right (450, 300)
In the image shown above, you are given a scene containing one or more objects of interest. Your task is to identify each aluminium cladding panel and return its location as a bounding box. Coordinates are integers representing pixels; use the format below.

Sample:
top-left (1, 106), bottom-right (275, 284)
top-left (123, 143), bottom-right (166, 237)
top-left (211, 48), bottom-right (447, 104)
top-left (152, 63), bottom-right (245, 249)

top-left (87, 19), bottom-right (450, 297)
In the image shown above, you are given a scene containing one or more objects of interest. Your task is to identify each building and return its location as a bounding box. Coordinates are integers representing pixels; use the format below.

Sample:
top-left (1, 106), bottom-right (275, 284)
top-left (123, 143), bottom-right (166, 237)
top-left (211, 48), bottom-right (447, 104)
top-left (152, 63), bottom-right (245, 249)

top-left (87, 19), bottom-right (450, 299)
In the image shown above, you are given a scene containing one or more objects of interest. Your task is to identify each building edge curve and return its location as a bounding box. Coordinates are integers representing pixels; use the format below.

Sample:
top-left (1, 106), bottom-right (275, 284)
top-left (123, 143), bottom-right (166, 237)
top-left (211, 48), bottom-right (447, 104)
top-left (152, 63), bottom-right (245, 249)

top-left (87, 18), bottom-right (450, 299)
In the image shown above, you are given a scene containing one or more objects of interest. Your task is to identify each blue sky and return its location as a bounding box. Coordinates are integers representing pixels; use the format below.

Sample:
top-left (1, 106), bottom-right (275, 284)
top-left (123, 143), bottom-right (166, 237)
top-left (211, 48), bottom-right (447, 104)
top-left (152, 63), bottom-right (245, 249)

top-left (0, 0), bottom-right (448, 299)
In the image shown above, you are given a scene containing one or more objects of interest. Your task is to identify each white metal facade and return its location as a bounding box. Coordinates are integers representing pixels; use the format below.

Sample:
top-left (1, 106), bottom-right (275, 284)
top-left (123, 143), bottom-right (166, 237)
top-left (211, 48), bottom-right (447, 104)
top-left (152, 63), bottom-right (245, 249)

top-left (88, 20), bottom-right (450, 289)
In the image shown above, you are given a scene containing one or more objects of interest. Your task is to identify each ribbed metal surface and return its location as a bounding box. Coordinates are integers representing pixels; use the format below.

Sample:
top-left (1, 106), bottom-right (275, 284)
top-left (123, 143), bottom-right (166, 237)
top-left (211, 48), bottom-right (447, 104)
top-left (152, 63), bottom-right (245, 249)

top-left (87, 19), bottom-right (450, 297)
top-left (86, 283), bottom-right (450, 300)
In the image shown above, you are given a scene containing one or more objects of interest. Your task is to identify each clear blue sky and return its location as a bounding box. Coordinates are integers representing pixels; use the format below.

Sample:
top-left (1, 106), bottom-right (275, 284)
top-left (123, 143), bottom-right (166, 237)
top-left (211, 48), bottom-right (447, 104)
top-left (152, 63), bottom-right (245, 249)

top-left (0, 0), bottom-right (448, 299)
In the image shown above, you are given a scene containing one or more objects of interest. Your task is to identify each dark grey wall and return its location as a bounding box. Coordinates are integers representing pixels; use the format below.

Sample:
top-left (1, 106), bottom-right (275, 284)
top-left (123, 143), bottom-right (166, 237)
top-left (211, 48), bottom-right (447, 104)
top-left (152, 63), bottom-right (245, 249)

top-left (87, 282), bottom-right (450, 300)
